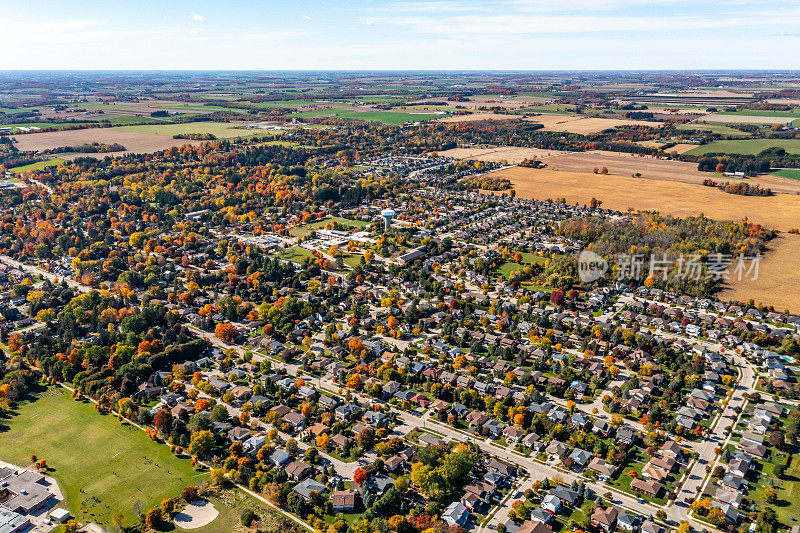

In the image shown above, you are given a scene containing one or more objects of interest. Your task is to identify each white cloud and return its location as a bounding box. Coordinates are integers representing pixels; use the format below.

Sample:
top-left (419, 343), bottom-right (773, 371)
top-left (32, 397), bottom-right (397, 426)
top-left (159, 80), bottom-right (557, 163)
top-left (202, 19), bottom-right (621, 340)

top-left (192, 13), bottom-right (206, 22)
top-left (302, 15), bottom-right (312, 21)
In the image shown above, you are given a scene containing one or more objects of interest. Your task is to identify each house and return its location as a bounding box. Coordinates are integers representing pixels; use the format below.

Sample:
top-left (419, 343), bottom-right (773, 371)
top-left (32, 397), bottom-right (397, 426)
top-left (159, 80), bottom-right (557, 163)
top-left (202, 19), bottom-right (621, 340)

top-left (545, 440), bottom-right (568, 459)
top-left (503, 426), bottom-right (525, 443)
top-left (331, 490), bottom-right (358, 513)
top-left (282, 411), bottom-right (306, 433)
top-left (591, 506), bottom-right (619, 531)
top-left (617, 510), bottom-right (643, 532)
top-left (487, 459), bottom-right (516, 478)
top-left (588, 457), bottom-right (617, 478)
top-left (418, 432), bottom-right (447, 447)
top-left (631, 478), bottom-right (663, 497)
top-left (293, 478), bottom-right (326, 501)
top-left (270, 450), bottom-right (291, 467)
top-left (542, 494), bottom-right (561, 514)
top-left (335, 403), bottom-right (360, 421)
top-left (550, 486), bottom-right (580, 505)
top-left (442, 501), bottom-right (470, 527)
top-left (568, 448), bottom-right (592, 469)
top-left (518, 520), bottom-right (553, 533)
top-left (285, 461), bottom-right (313, 481)
top-left (616, 426), bottom-right (637, 445)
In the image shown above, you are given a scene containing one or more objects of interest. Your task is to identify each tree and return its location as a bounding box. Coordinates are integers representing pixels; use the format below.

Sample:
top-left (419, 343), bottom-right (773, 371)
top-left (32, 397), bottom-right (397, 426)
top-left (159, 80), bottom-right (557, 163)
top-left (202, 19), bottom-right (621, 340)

top-left (153, 409), bottom-right (173, 434)
top-left (215, 322), bottom-right (239, 343)
top-left (188, 430), bottom-right (215, 458)
top-left (160, 498), bottom-right (174, 517)
top-left (354, 467), bottom-right (368, 485)
top-left (145, 508), bottom-right (161, 528)
top-left (210, 468), bottom-right (226, 486)
top-left (762, 487), bottom-right (777, 504)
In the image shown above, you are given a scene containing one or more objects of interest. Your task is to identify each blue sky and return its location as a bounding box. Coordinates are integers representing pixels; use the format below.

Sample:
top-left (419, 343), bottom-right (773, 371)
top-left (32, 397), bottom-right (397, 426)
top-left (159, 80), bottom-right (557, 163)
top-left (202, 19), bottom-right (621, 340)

top-left (2, 0), bottom-right (799, 70)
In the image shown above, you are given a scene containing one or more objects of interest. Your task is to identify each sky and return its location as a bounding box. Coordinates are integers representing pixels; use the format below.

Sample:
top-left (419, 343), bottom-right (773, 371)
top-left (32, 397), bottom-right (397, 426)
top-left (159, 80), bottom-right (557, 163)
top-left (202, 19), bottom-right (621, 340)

top-left (2, 0), bottom-right (800, 70)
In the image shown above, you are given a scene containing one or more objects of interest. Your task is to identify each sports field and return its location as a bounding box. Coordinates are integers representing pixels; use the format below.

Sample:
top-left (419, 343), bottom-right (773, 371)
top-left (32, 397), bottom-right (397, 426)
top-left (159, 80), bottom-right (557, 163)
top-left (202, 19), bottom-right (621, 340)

top-left (0, 387), bottom-right (205, 525)
top-left (685, 139), bottom-right (800, 156)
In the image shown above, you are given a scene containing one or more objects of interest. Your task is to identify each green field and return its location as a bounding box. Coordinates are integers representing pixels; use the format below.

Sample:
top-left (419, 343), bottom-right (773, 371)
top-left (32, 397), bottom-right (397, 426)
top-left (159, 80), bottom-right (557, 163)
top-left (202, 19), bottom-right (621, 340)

top-left (290, 109), bottom-right (445, 125)
top-left (685, 139), bottom-right (800, 156)
top-left (719, 109), bottom-right (800, 118)
top-left (9, 158), bottom-right (66, 172)
top-left (277, 246), bottom-right (315, 263)
top-left (0, 387), bottom-right (206, 525)
top-left (117, 122), bottom-right (269, 139)
top-left (772, 168), bottom-right (800, 181)
top-left (675, 123), bottom-right (752, 136)
top-left (497, 252), bottom-right (547, 280)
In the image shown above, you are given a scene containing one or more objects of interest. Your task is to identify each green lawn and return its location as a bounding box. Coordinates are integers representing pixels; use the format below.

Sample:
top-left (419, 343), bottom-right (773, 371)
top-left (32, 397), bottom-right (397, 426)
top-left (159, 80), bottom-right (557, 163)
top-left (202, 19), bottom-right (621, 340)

top-left (748, 453), bottom-right (800, 529)
top-left (0, 387), bottom-right (206, 526)
top-left (9, 158), bottom-right (66, 172)
top-left (497, 252), bottom-right (547, 280)
top-left (685, 139), bottom-right (800, 156)
top-left (277, 246), bottom-right (315, 263)
top-left (771, 168), bottom-right (800, 181)
top-left (290, 109), bottom-right (445, 125)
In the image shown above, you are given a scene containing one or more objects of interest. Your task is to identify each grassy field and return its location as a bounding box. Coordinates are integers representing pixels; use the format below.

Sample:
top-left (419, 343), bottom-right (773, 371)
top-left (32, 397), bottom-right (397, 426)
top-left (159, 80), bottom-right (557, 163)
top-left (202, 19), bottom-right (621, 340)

top-left (0, 387), bottom-right (206, 525)
top-left (291, 109), bottom-right (444, 125)
top-left (9, 158), bottom-right (66, 172)
top-left (685, 139), bottom-right (800, 156)
top-left (497, 252), bottom-right (547, 280)
top-left (772, 168), bottom-right (800, 181)
top-left (277, 246), bottom-right (315, 263)
top-left (173, 488), bottom-right (305, 533)
top-left (117, 122), bottom-right (267, 139)
top-left (675, 123), bottom-right (752, 136)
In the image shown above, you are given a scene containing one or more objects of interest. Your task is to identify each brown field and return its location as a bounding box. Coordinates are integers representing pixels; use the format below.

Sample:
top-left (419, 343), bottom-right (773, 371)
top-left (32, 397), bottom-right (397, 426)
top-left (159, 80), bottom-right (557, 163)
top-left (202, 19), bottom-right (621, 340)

top-left (522, 115), bottom-right (663, 134)
top-left (542, 150), bottom-right (800, 194)
top-left (491, 166), bottom-right (800, 310)
top-left (492, 166), bottom-right (800, 231)
top-left (438, 146), bottom-right (567, 164)
top-left (699, 114), bottom-right (792, 124)
top-left (635, 141), bottom-right (699, 154)
top-left (720, 233), bottom-right (800, 313)
top-left (10, 129), bottom-right (201, 156)
top-left (663, 143), bottom-right (701, 154)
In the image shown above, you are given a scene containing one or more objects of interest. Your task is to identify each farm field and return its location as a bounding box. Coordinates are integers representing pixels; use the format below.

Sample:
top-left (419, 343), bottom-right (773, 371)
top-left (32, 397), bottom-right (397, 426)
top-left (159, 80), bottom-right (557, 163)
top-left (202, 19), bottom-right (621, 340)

top-left (675, 123), bottom-right (752, 136)
top-left (541, 149), bottom-right (800, 193)
top-left (522, 115), bottom-right (663, 134)
top-left (491, 166), bottom-right (800, 309)
top-left (291, 109), bottom-right (444, 125)
top-left (10, 128), bottom-right (204, 155)
top-left (719, 109), bottom-right (800, 118)
top-left (721, 234), bottom-right (800, 313)
top-left (438, 146), bottom-right (567, 164)
top-left (699, 113), bottom-right (793, 124)
top-left (0, 387), bottom-right (206, 526)
top-left (685, 139), bottom-right (800, 156)
top-left (439, 113), bottom-right (519, 123)
top-left (117, 122), bottom-right (266, 139)
top-left (491, 166), bottom-right (800, 232)
top-left (771, 168), bottom-right (800, 180)
top-left (9, 158), bottom-right (66, 172)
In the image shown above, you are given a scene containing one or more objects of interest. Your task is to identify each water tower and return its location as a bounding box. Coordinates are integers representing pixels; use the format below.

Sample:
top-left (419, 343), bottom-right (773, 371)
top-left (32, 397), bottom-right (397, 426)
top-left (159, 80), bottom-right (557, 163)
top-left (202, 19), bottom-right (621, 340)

top-left (380, 208), bottom-right (395, 230)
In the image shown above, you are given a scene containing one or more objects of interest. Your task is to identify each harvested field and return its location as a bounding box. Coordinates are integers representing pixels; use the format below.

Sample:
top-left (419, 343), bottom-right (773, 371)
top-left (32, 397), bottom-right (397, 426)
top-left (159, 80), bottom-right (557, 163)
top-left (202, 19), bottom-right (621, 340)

top-left (663, 143), bottom-right (702, 154)
top-left (492, 166), bottom-right (800, 231)
top-left (523, 115), bottom-right (663, 134)
top-left (492, 165), bottom-right (800, 310)
top-left (10, 128), bottom-right (202, 156)
top-left (541, 150), bottom-right (800, 194)
top-left (720, 233), bottom-right (800, 313)
top-left (438, 146), bottom-right (567, 164)
top-left (698, 113), bottom-right (792, 124)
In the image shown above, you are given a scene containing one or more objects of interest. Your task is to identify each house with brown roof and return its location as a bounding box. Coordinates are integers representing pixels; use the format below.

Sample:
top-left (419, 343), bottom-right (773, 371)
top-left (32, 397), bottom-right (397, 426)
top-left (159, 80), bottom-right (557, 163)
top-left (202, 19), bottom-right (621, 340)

top-left (631, 478), bottom-right (663, 497)
top-left (591, 506), bottom-right (618, 531)
top-left (285, 460), bottom-right (313, 481)
top-left (331, 489), bottom-right (358, 513)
